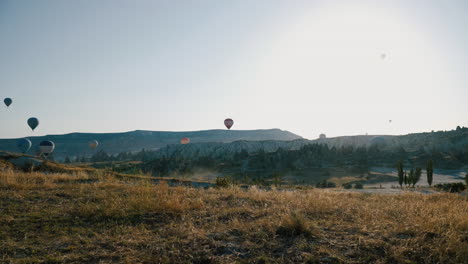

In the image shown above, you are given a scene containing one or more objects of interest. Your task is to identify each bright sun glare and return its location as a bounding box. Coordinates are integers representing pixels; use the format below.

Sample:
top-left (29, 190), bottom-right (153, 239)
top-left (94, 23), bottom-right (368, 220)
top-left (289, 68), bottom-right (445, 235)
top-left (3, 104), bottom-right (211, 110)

top-left (246, 3), bottom-right (454, 137)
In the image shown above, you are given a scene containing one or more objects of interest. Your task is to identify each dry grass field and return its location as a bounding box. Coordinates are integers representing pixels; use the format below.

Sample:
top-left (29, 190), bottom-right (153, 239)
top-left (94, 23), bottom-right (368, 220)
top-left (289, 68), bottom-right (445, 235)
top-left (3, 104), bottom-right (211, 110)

top-left (1, 170), bottom-right (467, 263)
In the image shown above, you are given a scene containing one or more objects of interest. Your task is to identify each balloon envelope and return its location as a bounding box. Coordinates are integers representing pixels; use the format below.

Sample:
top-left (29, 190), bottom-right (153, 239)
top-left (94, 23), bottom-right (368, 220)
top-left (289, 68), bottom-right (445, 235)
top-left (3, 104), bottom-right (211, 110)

top-left (88, 140), bottom-right (99, 149)
top-left (27, 117), bottom-right (39, 131)
top-left (180, 137), bottom-right (190, 144)
top-left (39, 140), bottom-right (55, 156)
top-left (17, 138), bottom-right (32, 153)
top-left (224, 118), bottom-right (234, 129)
top-left (4, 98), bottom-right (12, 107)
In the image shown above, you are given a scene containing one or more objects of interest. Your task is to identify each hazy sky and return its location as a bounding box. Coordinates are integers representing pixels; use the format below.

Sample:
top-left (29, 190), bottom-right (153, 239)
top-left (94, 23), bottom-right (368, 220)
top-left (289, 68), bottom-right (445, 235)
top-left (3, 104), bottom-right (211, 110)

top-left (1, 0), bottom-right (467, 139)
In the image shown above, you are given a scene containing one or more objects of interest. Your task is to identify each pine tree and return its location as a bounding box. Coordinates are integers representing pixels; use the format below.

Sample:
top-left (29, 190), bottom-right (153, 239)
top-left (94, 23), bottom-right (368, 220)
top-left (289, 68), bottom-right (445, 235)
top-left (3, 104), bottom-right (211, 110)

top-left (408, 169), bottom-right (414, 187)
top-left (426, 160), bottom-right (434, 186)
top-left (397, 161), bottom-right (404, 187)
top-left (404, 171), bottom-right (408, 186)
top-left (414, 168), bottom-right (422, 187)
top-left (64, 156), bottom-right (71, 164)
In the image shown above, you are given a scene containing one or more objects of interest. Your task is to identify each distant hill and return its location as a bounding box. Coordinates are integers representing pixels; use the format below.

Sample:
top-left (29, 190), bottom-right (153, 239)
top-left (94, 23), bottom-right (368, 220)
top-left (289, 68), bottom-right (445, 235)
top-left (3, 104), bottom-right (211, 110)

top-left (0, 129), bottom-right (302, 160)
top-left (151, 127), bottom-right (468, 160)
top-left (314, 128), bottom-right (468, 152)
top-left (136, 128), bottom-right (467, 181)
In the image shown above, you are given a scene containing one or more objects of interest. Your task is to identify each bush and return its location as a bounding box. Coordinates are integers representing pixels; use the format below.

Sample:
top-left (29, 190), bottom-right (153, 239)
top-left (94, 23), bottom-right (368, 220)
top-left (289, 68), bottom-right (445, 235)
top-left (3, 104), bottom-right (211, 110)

top-left (276, 212), bottom-right (315, 238)
top-left (342, 182), bottom-right (352, 189)
top-left (315, 180), bottom-right (336, 188)
top-left (434, 183), bottom-right (466, 193)
top-left (354, 182), bottom-right (364, 189)
top-left (215, 177), bottom-right (232, 188)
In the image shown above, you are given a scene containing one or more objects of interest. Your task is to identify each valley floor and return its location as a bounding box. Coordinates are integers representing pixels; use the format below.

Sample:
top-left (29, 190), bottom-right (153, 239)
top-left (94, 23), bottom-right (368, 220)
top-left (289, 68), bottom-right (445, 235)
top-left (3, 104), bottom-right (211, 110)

top-left (0, 170), bottom-right (467, 264)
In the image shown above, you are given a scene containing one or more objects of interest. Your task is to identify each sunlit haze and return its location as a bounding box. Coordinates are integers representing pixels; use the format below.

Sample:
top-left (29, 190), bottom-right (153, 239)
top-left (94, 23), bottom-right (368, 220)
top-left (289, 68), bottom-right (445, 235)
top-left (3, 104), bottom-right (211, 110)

top-left (1, 0), bottom-right (467, 139)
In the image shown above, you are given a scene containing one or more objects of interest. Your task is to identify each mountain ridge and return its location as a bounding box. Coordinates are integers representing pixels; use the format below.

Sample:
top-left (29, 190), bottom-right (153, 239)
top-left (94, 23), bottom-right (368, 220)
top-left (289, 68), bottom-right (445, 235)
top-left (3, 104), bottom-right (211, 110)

top-left (0, 129), bottom-right (303, 159)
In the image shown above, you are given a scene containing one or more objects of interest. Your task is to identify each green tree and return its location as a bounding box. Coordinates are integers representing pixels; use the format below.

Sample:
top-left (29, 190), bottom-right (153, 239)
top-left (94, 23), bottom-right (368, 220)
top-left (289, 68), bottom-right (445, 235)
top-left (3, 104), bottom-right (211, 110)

top-left (404, 171), bottom-right (408, 187)
top-left (354, 182), bottom-right (364, 189)
top-left (408, 169), bottom-right (414, 187)
top-left (426, 160), bottom-right (434, 186)
top-left (64, 156), bottom-right (71, 164)
top-left (465, 173), bottom-right (468, 186)
top-left (273, 172), bottom-right (282, 187)
top-left (397, 161), bottom-right (404, 188)
top-left (414, 168), bottom-right (422, 187)
top-left (91, 150), bottom-right (110, 162)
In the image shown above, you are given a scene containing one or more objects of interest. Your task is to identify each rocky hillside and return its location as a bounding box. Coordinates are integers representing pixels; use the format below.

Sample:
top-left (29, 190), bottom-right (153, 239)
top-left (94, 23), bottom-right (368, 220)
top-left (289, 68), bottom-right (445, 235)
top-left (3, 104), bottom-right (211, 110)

top-left (150, 127), bottom-right (468, 161)
top-left (0, 129), bottom-right (302, 160)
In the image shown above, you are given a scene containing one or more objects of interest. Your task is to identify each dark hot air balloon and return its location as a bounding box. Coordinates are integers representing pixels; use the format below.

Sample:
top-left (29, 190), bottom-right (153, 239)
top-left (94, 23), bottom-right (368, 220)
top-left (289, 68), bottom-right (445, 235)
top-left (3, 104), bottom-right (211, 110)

top-left (27, 117), bottom-right (39, 131)
top-left (224, 118), bottom-right (234, 130)
top-left (17, 138), bottom-right (32, 153)
top-left (4, 98), bottom-right (12, 107)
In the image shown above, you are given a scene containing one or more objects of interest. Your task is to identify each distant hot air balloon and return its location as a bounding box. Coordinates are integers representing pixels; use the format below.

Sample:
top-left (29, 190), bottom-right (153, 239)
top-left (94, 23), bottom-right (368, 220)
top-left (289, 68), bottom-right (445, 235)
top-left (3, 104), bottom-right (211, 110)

top-left (4, 98), bottom-right (12, 107)
top-left (180, 137), bottom-right (190, 144)
top-left (39, 140), bottom-right (55, 157)
top-left (224, 118), bottom-right (234, 130)
top-left (389, 120), bottom-right (392, 123)
top-left (319, 133), bottom-right (326, 139)
top-left (17, 138), bottom-right (32, 153)
top-left (27, 117), bottom-right (39, 131)
top-left (381, 53), bottom-right (386, 60)
top-left (88, 140), bottom-right (99, 149)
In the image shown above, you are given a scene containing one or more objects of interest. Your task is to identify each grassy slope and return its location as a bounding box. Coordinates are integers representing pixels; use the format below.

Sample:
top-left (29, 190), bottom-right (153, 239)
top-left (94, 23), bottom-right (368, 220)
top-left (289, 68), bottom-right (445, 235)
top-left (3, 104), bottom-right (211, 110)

top-left (0, 170), bottom-right (467, 264)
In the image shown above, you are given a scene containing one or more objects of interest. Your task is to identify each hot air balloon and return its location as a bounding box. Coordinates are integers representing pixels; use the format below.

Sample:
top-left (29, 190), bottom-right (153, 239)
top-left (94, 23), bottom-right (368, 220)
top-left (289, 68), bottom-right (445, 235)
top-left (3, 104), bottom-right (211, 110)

top-left (17, 138), bottom-right (32, 153)
top-left (389, 120), bottom-right (392, 123)
top-left (39, 140), bottom-right (55, 157)
top-left (180, 137), bottom-right (190, 144)
top-left (224, 118), bottom-right (234, 130)
top-left (319, 133), bottom-right (326, 139)
top-left (27, 117), bottom-right (39, 131)
top-left (88, 140), bottom-right (99, 149)
top-left (381, 53), bottom-right (386, 60)
top-left (4, 98), bottom-right (12, 107)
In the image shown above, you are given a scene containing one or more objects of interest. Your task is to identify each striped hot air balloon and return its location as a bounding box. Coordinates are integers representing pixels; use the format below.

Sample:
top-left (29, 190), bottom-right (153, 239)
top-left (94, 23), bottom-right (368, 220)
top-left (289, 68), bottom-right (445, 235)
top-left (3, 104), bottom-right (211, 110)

top-left (180, 137), bottom-right (190, 144)
top-left (39, 140), bottom-right (55, 157)
top-left (224, 118), bottom-right (234, 130)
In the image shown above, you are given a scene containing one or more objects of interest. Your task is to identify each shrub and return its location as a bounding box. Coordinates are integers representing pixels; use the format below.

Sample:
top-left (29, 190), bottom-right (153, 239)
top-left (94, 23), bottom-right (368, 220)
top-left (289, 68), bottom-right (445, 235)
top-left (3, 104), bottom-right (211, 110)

top-left (215, 176), bottom-right (232, 188)
top-left (315, 180), bottom-right (336, 188)
top-left (354, 182), bottom-right (364, 189)
top-left (276, 212), bottom-right (315, 238)
top-left (342, 182), bottom-right (352, 189)
top-left (434, 183), bottom-right (466, 193)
